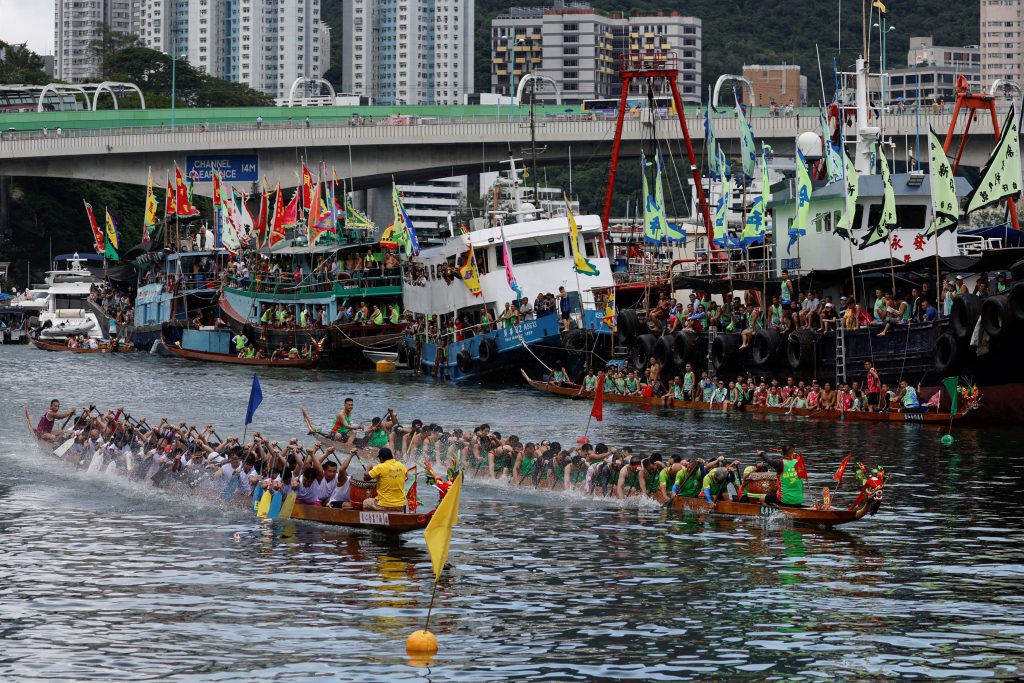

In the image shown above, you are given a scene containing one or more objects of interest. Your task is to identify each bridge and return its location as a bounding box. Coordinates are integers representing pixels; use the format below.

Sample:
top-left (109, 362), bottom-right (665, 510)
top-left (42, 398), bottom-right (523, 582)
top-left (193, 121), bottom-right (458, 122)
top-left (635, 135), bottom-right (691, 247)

top-left (0, 106), bottom-right (993, 194)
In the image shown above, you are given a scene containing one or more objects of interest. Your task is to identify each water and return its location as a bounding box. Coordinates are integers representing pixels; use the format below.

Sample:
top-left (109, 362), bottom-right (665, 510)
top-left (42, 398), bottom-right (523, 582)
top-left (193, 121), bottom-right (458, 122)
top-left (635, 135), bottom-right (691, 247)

top-left (2, 344), bottom-right (1024, 680)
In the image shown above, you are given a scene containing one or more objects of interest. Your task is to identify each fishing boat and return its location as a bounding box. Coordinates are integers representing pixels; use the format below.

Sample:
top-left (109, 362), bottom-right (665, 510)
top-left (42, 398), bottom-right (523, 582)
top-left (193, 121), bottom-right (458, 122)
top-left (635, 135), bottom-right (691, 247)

top-left (403, 162), bottom-right (617, 380)
top-left (520, 371), bottom-right (973, 424)
top-left (667, 492), bottom-right (881, 529)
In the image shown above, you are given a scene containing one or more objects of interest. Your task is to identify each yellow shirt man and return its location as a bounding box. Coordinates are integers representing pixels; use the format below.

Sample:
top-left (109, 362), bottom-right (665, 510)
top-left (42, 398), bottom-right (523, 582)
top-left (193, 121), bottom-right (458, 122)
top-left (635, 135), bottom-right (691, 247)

top-left (366, 456), bottom-right (408, 509)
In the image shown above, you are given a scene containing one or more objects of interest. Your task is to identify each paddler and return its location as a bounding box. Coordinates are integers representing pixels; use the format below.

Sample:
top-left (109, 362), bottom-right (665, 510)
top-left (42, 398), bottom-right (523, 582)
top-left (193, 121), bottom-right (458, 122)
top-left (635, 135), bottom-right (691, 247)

top-left (231, 331), bottom-right (248, 354)
top-left (330, 398), bottom-right (359, 444)
top-left (35, 399), bottom-right (76, 442)
top-left (700, 457), bottom-right (740, 503)
top-left (758, 445), bottom-right (807, 507)
top-left (740, 461), bottom-right (776, 503)
top-left (614, 456), bottom-right (647, 499)
top-left (362, 447), bottom-right (408, 512)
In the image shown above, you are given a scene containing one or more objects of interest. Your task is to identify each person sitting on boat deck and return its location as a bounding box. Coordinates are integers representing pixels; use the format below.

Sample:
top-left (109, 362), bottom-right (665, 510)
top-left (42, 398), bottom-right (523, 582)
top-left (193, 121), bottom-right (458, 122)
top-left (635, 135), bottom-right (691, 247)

top-left (818, 382), bottom-right (836, 411)
top-left (269, 343), bottom-right (285, 361)
top-left (895, 380), bottom-right (922, 412)
top-left (759, 446), bottom-right (807, 507)
top-left (548, 365), bottom-right (571, 387)
top-left (362, 447), bottom-right (409, 512)
top-left (581, 368), bottom-right (598, 394)
top-left (330, 398), bottom-right (359, 444)
top-left (615, 456), bottom-right (649, 499)
top-left (287, 345), bottom-right (301, 360)
top-left (701, 458), bottom-right (740, 503)
top-left (35, 400), bottom-right (76, 442)
top-left (918, 298), bottom-right (938, 323)
top-left (740, 461), bottom-right (777, 503)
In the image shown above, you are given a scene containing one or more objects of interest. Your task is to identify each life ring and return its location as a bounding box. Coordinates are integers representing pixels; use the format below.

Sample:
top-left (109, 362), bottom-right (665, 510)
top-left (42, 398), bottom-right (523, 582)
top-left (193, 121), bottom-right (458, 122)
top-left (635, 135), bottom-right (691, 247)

top-left (710, 333), bottom-right (740, 373)
top-left (629, 333), bottom-right (656, 371)
top-left (950, 293), bottom-right (982, 341)
top-left (980, 294), bottom-right (1012, 340)
top-left (616, 309), bottom-right (641, 343)
top-left (786, 329), bottom-right (816, 369)
top-left (932, 332), bottom-right (962, 375)
top-left (455, 350), bottom-right (473, 373)
top-left (752, 329), bottom-right (781, 367)
top-left (477, 337), bottom-right (498, 364)
top-left (672, 331), bottom-right (698, 368)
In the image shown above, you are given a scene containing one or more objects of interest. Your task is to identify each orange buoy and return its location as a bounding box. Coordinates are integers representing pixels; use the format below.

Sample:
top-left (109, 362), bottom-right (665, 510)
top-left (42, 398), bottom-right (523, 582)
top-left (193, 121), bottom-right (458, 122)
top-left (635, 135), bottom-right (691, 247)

top-left (406, 629), bottom-right (438, 654)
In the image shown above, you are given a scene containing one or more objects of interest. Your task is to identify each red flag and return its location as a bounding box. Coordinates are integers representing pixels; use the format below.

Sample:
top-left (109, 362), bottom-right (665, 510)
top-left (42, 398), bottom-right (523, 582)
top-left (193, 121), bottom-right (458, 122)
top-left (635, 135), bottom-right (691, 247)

top-left (83, 201), bottom-right (104, 254)
top-left (174, 166), bottom-right (200, 217)
top-left (270, 185), bottom-right (290, 246)
top-left (833, 453), bottom-right (852, 482)
top-left (795, 453), bottom-right (808, 480)
top-left (407, 480), bottom-right (418, 512)
top-left (591, 371), bottom-right (605, 421)
top-left (165, 174), bottom-right (176, 216)
top-left (256, 187), bottom-right (268, 248)
top-left (301, 164), bottom-right (314, 211)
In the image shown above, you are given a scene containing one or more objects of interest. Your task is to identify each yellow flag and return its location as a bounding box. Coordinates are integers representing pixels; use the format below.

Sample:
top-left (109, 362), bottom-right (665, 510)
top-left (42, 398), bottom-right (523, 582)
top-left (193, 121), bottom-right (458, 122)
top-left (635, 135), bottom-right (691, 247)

top-left (144, 169), bottom-right (158, 237)
top-left (565, 197), bottom-right (600, 276)
top-left (423, 471), bottom-right (463, 581)
top-left (458, 241), bottom-right (483, 297)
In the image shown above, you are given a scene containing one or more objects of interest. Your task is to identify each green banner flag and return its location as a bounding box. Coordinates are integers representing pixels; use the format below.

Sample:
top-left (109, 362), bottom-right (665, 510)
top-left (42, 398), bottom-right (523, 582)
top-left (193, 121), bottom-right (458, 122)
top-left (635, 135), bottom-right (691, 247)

top-left (964, 103), bottom-right (1022, 215)
top-left (941, 376), bottom-right (959, 415)
top-left (835, 152), bottom-right (859, 240)
top-left (737, 98), bottom-right (756, 179)
top-left (924, 128), bottom-right (959, 238)
top-left (861, 145), bottom-right (897, 249)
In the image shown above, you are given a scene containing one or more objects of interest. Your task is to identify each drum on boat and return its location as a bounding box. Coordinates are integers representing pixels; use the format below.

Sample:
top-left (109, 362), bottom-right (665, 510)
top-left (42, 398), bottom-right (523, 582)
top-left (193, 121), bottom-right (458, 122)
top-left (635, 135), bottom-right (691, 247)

top-left (349, 478), bottom-right (377, 506)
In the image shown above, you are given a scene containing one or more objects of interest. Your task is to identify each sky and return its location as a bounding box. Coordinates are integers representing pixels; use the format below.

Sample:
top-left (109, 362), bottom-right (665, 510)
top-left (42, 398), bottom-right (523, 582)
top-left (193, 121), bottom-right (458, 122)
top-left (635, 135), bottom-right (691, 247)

top-left (0, 0), bottom-right (55, 56)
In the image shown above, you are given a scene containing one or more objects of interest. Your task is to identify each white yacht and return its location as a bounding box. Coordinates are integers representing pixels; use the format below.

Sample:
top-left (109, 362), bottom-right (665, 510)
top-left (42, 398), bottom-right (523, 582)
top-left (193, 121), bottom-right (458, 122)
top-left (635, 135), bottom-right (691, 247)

top-left (34, 254), bottom-right (105, 341)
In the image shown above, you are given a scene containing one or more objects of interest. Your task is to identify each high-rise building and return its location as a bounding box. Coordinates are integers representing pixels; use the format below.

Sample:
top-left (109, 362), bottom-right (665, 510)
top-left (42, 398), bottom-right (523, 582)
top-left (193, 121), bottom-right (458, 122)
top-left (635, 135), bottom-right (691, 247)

top-left (54, 0), bottom-right (139, 82)
top-left (490, 3), bottom-right (702, 105)
top-left (887, 36), bottom-right (980, 105)
top-left (341, 0), bottom-right (475, 105)
top-left (980, 0), bottom-right (1024, 87)
top-left (136, 0), bottom-right (328, 99)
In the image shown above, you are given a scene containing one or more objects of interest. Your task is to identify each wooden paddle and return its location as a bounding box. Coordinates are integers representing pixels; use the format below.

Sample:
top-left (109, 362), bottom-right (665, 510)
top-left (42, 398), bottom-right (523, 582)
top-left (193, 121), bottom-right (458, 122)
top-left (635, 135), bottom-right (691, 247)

top-left (278, 491), bottom-right (297, 519)
top-left (266, 491), bottom-right (283, 518)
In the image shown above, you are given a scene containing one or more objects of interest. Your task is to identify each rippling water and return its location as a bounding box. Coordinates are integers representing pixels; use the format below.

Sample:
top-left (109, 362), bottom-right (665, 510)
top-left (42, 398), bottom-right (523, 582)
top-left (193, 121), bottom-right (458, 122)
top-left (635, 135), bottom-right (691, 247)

top-left (2, 344), bottom-right (1024, 680)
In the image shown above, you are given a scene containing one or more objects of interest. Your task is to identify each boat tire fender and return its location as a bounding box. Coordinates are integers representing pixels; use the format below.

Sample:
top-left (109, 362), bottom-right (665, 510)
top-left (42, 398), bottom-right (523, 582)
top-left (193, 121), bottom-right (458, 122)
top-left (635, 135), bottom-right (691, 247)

top-left (563, 329), bottom-right (588, 355)
top-left (786, 329), bottom-right (816, 369)
top-left (616, 309), bottom-right (641, 344)
top-left (752, 329), bottom-right (781, 367)
top-left (456, 350), bottom-right (473, 373)
top-left (652, 334), bottom-right (674, 369)
top-left (710, 334), bottom-right (740, 373)
top-left (980, 294), bottom-right (1012, 340)
top-left (630, 333), bottom-right (657, 371)
top-left (1008, 282), bottom-right (1024, 325)
top-left (950, 293), bottom-right (982, 341)
top-left (672, 331), bottom-right (698, 367)
top-left (932, 332), bottom-right (962, 375)
top-left (477, 337), bottom-right (498, 364)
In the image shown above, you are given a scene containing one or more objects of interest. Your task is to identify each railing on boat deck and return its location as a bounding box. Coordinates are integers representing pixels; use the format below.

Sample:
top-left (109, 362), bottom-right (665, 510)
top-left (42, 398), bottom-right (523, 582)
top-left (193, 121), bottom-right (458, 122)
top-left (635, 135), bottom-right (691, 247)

top-left (229, 270), bottom-right (403, 297)
top-left (612, 253), bottom-right (775, 287)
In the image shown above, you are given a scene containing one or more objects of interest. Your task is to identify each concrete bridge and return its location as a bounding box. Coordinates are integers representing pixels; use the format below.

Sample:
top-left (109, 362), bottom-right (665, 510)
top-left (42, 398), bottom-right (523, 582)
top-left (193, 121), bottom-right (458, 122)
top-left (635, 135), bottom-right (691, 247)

top-left (0, 111), bottom-right (993, 194)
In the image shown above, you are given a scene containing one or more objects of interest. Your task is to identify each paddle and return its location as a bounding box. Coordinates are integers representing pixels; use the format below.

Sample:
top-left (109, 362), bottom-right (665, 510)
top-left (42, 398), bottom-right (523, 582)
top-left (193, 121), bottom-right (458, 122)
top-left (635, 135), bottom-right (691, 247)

top-left (251, 484), bottom-right (264, 512)
top-left (266, 491), bottom-right (283, 518)
top-left (278, 491), bottom-right (298, 519)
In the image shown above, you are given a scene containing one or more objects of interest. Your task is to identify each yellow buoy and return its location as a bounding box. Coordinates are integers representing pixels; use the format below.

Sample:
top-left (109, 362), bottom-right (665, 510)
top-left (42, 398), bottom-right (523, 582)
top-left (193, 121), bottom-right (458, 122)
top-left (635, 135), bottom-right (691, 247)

top-left (376, 359), bottom-right (397, 372)
top-left (405, 629), bottom-right (438, 654)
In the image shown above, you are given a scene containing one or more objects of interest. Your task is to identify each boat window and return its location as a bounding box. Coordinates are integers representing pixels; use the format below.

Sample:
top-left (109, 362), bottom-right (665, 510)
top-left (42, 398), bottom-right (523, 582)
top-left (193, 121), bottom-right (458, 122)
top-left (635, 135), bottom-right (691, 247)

top-left (585, 239), bottom-right (597, 257)
top-left (864, 203), bottom-right (926, 232)
top-left (53, 295), bottom-right (86, 309)
top-left (496, 237), bottom-right (567, 266)
top-left (475, 249), bottom-right (489, 274)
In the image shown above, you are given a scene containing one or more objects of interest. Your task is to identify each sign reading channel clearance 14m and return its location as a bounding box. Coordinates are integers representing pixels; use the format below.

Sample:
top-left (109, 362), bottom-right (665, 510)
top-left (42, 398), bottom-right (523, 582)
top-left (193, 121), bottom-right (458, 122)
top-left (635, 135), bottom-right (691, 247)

top-left (185, 155), bottom-right (259, 183)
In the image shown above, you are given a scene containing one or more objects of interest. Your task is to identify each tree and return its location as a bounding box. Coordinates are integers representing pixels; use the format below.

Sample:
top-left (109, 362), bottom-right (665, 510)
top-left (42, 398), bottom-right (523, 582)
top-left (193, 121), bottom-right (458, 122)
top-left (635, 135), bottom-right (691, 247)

top-left (88, 24), bottom-right (142, 79)
top-left (0, 41), bottom-right (50, 85)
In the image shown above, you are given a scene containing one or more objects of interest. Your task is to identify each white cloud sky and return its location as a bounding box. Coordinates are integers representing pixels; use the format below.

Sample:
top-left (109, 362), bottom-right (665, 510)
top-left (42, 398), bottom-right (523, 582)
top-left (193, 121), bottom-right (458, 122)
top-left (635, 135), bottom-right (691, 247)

top-left (0, 0), bottom-right (56, 56)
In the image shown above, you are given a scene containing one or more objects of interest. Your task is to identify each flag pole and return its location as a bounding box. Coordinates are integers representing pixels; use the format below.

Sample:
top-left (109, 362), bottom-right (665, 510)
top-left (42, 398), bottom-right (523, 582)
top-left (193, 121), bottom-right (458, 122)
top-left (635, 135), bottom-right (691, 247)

top-left (423, 577), bottom-right (441, 632)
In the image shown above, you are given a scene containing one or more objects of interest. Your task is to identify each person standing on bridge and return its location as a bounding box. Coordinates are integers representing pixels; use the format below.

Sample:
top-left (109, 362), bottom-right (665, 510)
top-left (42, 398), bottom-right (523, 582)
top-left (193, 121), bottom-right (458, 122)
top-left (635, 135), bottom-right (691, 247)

top-left (256, 115), bottom-right (263, 129)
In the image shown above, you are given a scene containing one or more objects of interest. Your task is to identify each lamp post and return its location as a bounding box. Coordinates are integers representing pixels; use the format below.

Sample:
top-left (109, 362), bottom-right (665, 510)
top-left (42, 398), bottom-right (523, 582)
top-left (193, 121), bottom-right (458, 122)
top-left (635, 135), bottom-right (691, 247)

top-left (170, 27), bottom-right (178, 129)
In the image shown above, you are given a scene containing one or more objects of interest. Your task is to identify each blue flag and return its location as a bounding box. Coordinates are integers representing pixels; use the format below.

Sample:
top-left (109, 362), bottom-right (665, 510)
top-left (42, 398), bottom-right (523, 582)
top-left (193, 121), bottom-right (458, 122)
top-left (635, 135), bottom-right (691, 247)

top-left (245, 374), bottom-right (263, 425)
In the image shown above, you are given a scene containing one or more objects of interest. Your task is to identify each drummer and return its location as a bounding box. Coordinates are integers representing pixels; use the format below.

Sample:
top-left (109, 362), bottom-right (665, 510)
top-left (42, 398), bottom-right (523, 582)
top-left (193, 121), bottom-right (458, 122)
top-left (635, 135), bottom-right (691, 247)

top-left (35, 399), bottom-right (76, 442)
top-left (362, 447), bottom-right (408, 512)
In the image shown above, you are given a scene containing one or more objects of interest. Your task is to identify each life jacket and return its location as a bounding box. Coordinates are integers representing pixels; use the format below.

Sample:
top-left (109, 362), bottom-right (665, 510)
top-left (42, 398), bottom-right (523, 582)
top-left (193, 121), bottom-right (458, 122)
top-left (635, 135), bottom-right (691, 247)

top-left (780, 458), bottom-right (804, 505)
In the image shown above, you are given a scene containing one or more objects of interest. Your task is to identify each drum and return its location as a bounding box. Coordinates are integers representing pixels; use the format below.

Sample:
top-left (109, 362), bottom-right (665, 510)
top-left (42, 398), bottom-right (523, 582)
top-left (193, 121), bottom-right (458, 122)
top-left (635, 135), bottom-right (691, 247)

top-left (349, 477), bottom-right (377, 505)
top-left (744, 471), bottom-right (777, 496)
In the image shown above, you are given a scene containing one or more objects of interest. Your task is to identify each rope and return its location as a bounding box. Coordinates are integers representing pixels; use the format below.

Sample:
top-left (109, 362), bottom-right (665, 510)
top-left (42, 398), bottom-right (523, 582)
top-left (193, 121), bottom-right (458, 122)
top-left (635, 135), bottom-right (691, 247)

top-left (327, 324), bottom-right (406, 350)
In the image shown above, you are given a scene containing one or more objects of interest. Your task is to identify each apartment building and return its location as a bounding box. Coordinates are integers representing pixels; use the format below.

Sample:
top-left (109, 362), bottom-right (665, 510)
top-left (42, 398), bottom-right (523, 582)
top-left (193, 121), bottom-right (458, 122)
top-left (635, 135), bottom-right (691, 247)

top-left (887, 36), bottom-right (980, 105)
top-left (341, 0), bottom-right (475, 105)
top-left (490, 3), bottom-right (702, 105)
top-left (742, 64), bottom-right (807, 106)
top-left (54, 0), bottom-right (139, 82)
top-left (980, 0), bottom-right (1024, 86)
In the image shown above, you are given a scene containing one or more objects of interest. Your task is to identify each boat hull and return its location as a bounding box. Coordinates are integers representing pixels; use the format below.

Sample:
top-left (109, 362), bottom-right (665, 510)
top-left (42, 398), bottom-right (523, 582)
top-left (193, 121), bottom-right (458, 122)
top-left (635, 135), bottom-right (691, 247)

top-left (164, 341), bottom-right (319, 367)
top-left (289, 503), bottom-right (432, 534)
top-left (521, 372), bottom-right (972, 425)
top-left (669, 493), bottom-right (874, 528)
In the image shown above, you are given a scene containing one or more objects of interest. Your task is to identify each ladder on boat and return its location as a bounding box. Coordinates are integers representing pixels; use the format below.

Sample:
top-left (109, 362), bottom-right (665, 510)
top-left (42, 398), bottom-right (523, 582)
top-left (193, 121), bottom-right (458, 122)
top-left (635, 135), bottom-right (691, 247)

top-left (835, 326), bottom-right (848, 385)
top-left (707, 328), bottom-right (717, 378)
